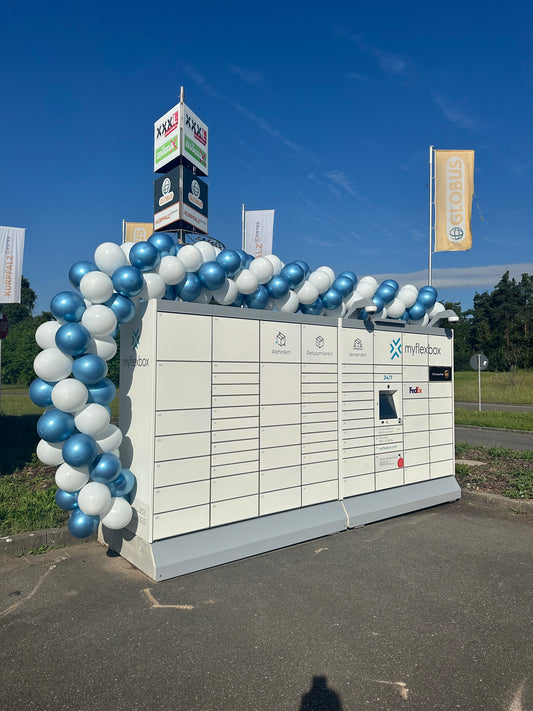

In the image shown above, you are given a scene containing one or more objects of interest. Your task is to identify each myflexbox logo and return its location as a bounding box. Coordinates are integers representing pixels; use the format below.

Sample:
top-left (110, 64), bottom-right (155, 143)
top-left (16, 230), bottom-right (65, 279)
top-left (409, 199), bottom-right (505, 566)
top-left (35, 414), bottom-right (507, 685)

top-left (131, 329), bottom-right (141, 350)
top-left (390, 338), bottom-right (401, 360)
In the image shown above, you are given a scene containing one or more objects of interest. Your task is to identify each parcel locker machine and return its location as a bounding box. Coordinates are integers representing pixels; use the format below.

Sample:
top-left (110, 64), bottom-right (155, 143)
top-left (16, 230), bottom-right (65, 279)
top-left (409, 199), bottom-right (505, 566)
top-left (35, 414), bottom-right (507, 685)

top-left (101, 300), bottom-right (459, 580)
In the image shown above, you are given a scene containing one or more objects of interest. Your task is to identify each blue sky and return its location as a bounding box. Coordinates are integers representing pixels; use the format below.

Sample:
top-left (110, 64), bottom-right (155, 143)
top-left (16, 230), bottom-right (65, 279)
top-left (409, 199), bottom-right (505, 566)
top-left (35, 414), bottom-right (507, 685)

top-left (1, 0), bottom-right (532, 314)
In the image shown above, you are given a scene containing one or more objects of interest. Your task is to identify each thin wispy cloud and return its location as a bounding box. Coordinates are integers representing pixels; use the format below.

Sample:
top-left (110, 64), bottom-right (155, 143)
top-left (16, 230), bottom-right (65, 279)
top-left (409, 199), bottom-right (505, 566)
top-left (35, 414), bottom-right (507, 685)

top-left (230, 65), bottom-right (264, 86)
top-left (349, 34), bottom-right (409, 77)
top-left (432, 94), bottom-right (479, 130)
top-left (372, 263), bottom-right (533, 290)
top-left (326, 170), bottom-right (372, 206)
top-left (346, 71), bottom-right (368, 81)
top-left (184, 65), bottom-right (226, 101)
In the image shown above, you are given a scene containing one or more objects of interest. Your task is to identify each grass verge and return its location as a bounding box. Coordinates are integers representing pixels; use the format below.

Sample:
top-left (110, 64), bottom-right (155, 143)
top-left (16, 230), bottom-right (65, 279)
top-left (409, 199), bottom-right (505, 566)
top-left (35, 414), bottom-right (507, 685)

top-left (455, 408), bottom-right (533, 431)
top-left (455, 443), bottom-right (533, 499)
top-left (454, 370), bottom-right (533, 405)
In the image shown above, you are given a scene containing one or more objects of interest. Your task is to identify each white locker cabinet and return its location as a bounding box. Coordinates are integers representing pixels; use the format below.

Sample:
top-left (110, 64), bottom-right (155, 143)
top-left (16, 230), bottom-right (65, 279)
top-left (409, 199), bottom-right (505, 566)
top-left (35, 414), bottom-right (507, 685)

top-left (107, 300), bottom-right (459, 581)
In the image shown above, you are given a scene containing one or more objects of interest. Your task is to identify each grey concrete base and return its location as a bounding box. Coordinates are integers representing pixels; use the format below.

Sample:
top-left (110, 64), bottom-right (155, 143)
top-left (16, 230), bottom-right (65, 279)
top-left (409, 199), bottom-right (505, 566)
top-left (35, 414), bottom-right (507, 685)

top-left (100, 500), bottom-right (347, 581)
top-left (344, 476), bottom-right (461, 528)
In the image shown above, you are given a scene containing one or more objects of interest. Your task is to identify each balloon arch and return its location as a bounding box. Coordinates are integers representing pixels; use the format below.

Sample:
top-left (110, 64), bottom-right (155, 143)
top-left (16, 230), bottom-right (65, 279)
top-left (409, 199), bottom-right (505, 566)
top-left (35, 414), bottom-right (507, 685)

top-left (30, 234), bottom-right (444, 538)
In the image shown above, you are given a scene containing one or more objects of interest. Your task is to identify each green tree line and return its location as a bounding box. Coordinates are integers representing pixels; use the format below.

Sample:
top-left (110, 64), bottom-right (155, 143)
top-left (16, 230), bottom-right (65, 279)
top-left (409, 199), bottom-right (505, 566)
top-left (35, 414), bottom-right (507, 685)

top-left (446, 271), bottom-right (533, 371)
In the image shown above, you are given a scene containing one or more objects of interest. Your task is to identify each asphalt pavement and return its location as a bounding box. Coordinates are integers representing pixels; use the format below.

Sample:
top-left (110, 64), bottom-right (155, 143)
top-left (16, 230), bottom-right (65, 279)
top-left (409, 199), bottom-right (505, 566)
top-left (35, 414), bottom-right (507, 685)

top-left (1, 498), bottom-right (531, 711)
top-left (456, 425), bottom-right (533, 450)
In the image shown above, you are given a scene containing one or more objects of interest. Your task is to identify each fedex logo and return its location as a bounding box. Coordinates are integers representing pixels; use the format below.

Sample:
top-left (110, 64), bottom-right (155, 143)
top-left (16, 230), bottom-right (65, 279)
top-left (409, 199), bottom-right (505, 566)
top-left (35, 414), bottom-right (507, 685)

top-left (409, 386), bottom-right (422, 394)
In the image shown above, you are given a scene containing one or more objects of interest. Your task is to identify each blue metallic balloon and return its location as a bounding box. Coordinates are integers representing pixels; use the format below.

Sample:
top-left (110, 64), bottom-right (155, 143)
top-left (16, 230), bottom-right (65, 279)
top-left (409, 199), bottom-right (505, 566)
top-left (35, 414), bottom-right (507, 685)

top-left (109, 469), bottom-right (136, 497)
top-left (175, 273), bottom-right (202, 302)
top-left (375, 284), bottom-right (396, 304)
top-left (29, 378), bottom-right (54, 408)
top-left (62, 433), bottom-right (97, 467)
top-left (162, 284), bottom-right (176, 300)
top-left (147, 232), bottom-right (176, 257)
top-left (111, 265), bottom-right (144, 297)
top-left (417, 288), bottom-right (437, 308)
top-left (72, 354), bottom-right (108, 385)
top-left (242, 255), bottom-right (253, 269)
top-left (230, 293), bottom-right (245, 307)
top-left (266, 275), bottom-right (290, 299)
top-left (333, 276), bottom-right (354, 298)
top-left (50, 291), bottom-right (86, 323)
top-left (321, 288), bottom-right (343, 310)
top-left (68, 508), bottom-right (99, 538)
top-left (105, 293), bottom-right (136, 323)
top-left (401, 309), bottom-right (410, 322)
top-left (245, 285), bottom-right (269, 310)
top-left (89, 452), bottom-right (121, 484)
top-left (68, 261), bottom-right (98, 289)
top-left (293, 260), bottom-right (311, 278)
top-left (408, 302), bottom-right (427, 321)
top-left (234, 249), bottom-right (249, 266)
top-left (37, 408), bottom-right (75, 442)
top-left (372, 293), bottom-right (385, 311)
top-left (419, 284), bottom-right (437, 297)
top-left (129, 241), bottom-right (161, 272)
top-left (55, 488), bottom-right (79, 511)
top-left (198, 261), bottom-right (227, 290)
top-left (382, 279), bottom-right (399, 292)
top-left (280, 263), bottom-right (305, 289)
top-left (216, 250), bottom-right (241, 277)
top-left (86, 378), bottom-right (116, 405)
top-left (359, 308), bottom-right (370, 321)
top-left (55, 322), bottom-right (91, 356)
top-left (300, 298), bottom-right (324, 316)
top-left (338, 271), bottom-right (357, 288)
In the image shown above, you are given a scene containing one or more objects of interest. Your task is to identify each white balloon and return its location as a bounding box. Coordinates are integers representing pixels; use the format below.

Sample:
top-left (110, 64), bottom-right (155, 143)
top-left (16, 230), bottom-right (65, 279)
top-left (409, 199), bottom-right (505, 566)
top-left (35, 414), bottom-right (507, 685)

top-left (316, 266), bottom-right (335, 287)
top-left (120, 242), bottom-right (134, 258)
top-left (428, 301), bottom-right (445, 318)
top-left (95, 424), bottom-right (123, 453)
top-left (34, 348), bottom-right (73, 382)
top-left (308, 270), bottom-right (331, 294)
top-left (398, 285), bottom-right (418, 308)
top-left (234, 269), bottom-right (259, 295)
top-left (79, 271), bottom-right (114, 304)
top-left (100, 497), bottom-right (133, 530)
top-left (36, 439), bottom-right (64, 465)
top-left (86, 336), bottom-right (117, 361)
top-left (212, 279), bottom-right (238, 305)
top-left (194, 240), bottom-right (217, 262)
top-left (81, 305), bottom-right (117, 338)
top-left (141, 272), bottom-right (166, 300)
top-left (156, 255), bottom-right (186, 285)
top-left (78, 481), bottom-right (112, 516)
top-left (356, 277), bottom-right (378, 299)
top-left (387, 297), bottom-right (406, 319)
top-left (94, 242), bottom-right (128, 276)
top-left (55, 463), bottom-right (90, 492)
top-left (35, 321), bottom-right (61, 349)
top-left (51, 378), bottom-right (88, 413)
top-left (176, 244), bottom-right (202, 272)
top-left (274, 291), bottom-right (300, 313)
top-left (344, 290), bottom-right (364, 310)
top-left (263, 254), bottom-right (283, 276)
top-left (295, 281), bottom-right (319, 305)
top-left (74, 403), bottom-right (110, 437)
top-left (249, 257), bottom-right (274, 284)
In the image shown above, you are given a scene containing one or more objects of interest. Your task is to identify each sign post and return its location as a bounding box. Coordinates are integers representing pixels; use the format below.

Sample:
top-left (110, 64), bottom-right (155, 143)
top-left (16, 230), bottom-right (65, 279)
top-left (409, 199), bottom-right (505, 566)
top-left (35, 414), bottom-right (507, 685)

top-left (469, 353), bottom-right (488, 412)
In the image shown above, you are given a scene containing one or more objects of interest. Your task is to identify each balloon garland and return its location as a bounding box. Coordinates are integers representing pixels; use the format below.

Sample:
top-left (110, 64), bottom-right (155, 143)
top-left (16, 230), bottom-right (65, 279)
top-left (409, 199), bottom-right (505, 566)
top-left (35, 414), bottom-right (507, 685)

top-left (31, 233), bottom-right (446, 538)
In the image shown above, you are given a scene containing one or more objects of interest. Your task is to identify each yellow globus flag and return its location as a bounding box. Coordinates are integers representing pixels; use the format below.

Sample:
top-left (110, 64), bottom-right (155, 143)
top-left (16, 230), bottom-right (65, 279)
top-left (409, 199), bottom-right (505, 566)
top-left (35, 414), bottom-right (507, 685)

top-left (123, 222), bottom-right (154, 243)
top-left (434, 149), bottom-right (474, 251)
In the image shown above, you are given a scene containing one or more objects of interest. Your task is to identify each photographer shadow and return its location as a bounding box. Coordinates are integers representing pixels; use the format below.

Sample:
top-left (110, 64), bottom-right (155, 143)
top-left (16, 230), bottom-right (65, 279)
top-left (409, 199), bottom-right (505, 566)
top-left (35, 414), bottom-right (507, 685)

top-left (299, 675), bottom-right (344, 711)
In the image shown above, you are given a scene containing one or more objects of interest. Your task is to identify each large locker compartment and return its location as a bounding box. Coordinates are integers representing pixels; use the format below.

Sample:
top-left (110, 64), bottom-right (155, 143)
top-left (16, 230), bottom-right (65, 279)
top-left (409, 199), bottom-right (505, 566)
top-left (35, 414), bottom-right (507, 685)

top-left (102, 300), bottom-right (459, 579)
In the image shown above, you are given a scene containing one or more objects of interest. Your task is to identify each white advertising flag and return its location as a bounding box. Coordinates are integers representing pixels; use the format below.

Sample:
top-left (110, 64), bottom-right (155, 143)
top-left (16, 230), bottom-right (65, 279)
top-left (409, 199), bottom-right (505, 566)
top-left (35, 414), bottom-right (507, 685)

top-left (0, 226), bottom-right (25, 303)
top-left (244, 210), bottom-right (275, 257)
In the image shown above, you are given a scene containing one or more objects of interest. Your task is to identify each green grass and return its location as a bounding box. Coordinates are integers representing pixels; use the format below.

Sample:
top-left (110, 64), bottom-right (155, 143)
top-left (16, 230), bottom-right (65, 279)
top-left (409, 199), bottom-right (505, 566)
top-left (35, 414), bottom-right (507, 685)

top-left (455, 408), bottom-right (533, 431)
top-left (0, 465), bottom-right (68, 536)
top-left (454, 370), bottom-right (533, 405)
top-left (455, 444), bottom-right (533, 499)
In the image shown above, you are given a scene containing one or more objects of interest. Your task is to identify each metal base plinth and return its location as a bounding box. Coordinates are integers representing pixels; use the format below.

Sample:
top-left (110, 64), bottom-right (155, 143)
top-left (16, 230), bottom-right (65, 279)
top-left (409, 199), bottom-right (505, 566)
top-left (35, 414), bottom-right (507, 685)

top-left (100, 477), bottom-right (460, 581)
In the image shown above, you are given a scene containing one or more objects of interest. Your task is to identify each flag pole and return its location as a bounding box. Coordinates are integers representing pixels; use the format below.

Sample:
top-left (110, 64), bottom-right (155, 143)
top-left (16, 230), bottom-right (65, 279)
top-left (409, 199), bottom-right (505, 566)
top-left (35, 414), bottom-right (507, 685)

top-left (241, 203), bottom-right (245, 251)
top-left (428, 145), bottom-right (434, 286)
